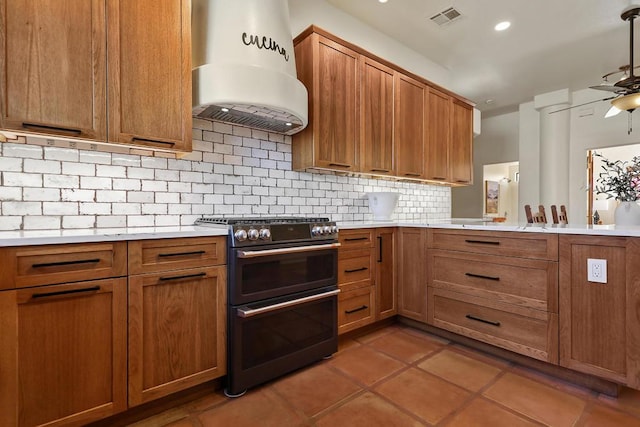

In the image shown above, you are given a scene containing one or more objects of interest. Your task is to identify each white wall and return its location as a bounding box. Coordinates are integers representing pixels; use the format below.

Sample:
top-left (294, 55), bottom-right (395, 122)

top-left (288, 0), bottom-right (451, 88)
top-left (483, 162), bottom-right (519, 220)
top-left (452, 111), bottom-right (519, 218)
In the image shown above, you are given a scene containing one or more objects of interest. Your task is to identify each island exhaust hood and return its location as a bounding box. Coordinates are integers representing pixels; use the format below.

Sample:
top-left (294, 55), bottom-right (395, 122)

top-left (192, 0), bottom-right (308, 135)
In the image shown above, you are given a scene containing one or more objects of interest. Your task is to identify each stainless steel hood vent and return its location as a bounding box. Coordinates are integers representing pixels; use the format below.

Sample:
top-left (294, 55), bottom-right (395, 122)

top-left (192, 0), bottom-right (308, 135)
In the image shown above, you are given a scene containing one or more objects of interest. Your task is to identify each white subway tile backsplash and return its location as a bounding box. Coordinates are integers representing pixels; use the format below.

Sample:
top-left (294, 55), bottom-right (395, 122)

top-left (0, 122), bottom-right (450, 230)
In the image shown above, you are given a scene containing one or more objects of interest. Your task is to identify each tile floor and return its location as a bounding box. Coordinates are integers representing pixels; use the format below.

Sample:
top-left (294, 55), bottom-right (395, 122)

top-left (132, 324), bottom-right (640, 427)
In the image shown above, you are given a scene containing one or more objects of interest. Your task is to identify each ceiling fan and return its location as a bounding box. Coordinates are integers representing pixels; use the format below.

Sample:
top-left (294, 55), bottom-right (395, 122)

top-left (551, 6), bottom-right (640, 133)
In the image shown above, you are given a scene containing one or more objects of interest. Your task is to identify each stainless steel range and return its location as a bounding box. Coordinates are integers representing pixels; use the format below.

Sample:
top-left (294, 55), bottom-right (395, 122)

top-left (195, 217), bottom-right (340, 397)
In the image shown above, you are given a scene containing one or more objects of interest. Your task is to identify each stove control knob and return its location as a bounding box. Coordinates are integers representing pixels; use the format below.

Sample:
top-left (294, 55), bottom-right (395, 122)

top-left (247, 228), bottom-right (259, 241)
top-left (312, 226), bottom-right (323, 236)
top-left (234, 229), bottom-right (248, 242)
top-left (259, 227), bottom-right (271, 240)
top-left (331, 225), bottom-right (339, 234)
top-left (323, 225), bottom-right (332, 235)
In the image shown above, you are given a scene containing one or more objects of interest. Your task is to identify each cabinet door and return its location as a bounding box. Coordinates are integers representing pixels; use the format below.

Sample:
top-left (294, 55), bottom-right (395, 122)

top-left (0, 0), bottom-right (107, 140)
top-left (107, 0), bottom-right (192, 151)
top-left (314, 36), bottom-right (359, 170)
top-left (128, 266), bottom-right (226, 406)
top-left (394, 74), bottom-right (426, 179)
top-left (360, 57), bottom-right (394, 175)
top-left (397, 228), bottom-right (427, 322)
top-left (559, 235), bottom-right (640, 387)
top-left (376, 228), bottom-right (397, 319)
top-left (425, 88), bottom-right (450, 182)
top-left (450, 99), bottom-right (473, 184)
top-left (0, 278), bottom-right (127, 427)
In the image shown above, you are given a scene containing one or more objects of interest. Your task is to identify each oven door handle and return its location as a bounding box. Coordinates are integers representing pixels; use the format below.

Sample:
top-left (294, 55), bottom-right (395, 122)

top-left (236, 242), bottom-right (341, 258)
top-left (237, 289), bottom-right (341, 318)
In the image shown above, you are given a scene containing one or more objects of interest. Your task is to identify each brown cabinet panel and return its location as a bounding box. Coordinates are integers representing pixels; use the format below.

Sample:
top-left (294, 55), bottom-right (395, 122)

top-left (428, 229), bottom-right (559, 261)
top-left (429, 288), bottom-right (557, 363)
top-left (559, 235), bottom-right (637, 384)
top-left (0, 241), bottom-right (127, 289)
top-left (425, 88), bottom-right (450, 182)
top-left (338, 286), bottom-right (375, 334)
top-left (107, 0), bottom-right (191, 150)
top-left (0, 0), bottom-right (107, 140)
top-left (360, 57), bottom-right (394, 175)
top-left (339, 229), bottom-right (374, 249)
top-left (450, 99), bottom-right (473, 184)
top-left (128, 265), bottom-right (226, 406)
top-left (397, 228), bottom-right (427, 321)
top-left (0, 278), bottom-right (127, 426)
top-left (394, 74), bottom-right (426, 179)
top-left (128, 236), bottom-right (226, 275)
top-left (375, 228), bottom-right (397, 319)
top-left (338, 249), bottom-right (373, 291)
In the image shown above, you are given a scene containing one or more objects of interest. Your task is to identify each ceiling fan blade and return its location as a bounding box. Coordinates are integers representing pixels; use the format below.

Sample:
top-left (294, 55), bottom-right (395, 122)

top-left (548, 97), bottom-right (615, 114)
top-left (589, 84), bottom-right (626, 93)
top-left (605, 105), bottom-right (622, 117)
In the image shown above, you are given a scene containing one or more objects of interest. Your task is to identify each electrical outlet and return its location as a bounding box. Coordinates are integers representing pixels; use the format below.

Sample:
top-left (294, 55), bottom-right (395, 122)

top-left (587, 258), bottom-right (607, 284)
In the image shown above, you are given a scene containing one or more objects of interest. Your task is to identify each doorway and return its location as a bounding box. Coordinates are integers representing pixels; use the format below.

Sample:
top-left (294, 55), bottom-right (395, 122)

top-left (483, 162), bottom-right (519, 222)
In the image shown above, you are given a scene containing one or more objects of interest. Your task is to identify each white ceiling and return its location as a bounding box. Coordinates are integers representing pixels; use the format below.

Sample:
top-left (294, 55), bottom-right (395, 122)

top-left (326, 0), bottom-right (638, 116)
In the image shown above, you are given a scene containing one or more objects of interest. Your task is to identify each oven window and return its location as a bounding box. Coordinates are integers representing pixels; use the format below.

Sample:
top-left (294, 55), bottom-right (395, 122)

top-left (240, 252), bottom-right (335, 295)
top-left (241, 297), bottom-right (335, 369)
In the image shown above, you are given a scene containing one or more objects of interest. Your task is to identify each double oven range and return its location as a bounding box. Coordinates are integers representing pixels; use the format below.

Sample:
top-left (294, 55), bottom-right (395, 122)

top-left (196, 217), bottom-right (340, 397)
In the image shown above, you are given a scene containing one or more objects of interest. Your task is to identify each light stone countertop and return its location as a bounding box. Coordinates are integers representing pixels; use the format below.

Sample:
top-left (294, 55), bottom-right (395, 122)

top-left (1, 219), bottom-right (640, 247)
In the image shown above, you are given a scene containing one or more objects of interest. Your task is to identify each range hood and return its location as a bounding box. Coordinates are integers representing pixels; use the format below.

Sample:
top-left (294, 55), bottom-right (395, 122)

top-left (192, 0), bottom-right (308, 135)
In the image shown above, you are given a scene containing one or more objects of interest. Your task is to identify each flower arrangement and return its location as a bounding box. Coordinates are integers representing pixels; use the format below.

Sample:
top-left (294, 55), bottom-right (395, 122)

top-left (594, 152), bottom-right (640, 202)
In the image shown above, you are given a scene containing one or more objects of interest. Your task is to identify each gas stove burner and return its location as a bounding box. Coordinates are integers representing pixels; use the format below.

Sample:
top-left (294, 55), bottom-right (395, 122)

top-left (195, 216), bottom-right (338, 247)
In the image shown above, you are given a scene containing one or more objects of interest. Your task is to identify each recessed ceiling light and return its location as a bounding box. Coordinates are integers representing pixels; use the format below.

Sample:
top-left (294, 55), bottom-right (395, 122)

top-left (494, 21), bottom-right (511, 31)
top-left (485, 99), bottom-right (494, 104)
top-left (221, 107), bottom-right (230, 112)
top-left (378, 0), bottom-right (388, 3)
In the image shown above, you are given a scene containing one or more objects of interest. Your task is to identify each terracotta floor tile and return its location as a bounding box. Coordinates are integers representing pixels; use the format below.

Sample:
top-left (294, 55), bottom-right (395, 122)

top-left (401, 326), bottom-right (451, 346)
top-left (329, 345), bottom-right (406, 386)
top-left (368, 330), bottom-right (443, 363)
top-left (353, 324), bottom-right (402, 343)
top-left (162, 419), bottom-right (196, 427)
top-left (315, 392), bottom-right (424, 427)
top-left (179, 390), bottom-right (227, 412)
top-left (375, 367), bottom-right (470, 425)
top-left (128, 408), bottom-right (191, 427)
top-left (337, 335), bottom-right (361, 353)
top-left (598, 386), bottom-right (640, 417)
top-left (449, 343), bottom-right (513, 370)
top-left (271, 363), bottom-right (361, 416)
top-left (510, 365), bottom-right (596, 400)
top-left (484, 373), bottom-right (586, 427)
top-left (444, 397), bottom-right (540, 427)
top-left (198, 388), bottom-right (306, 427)
top-left (579, 403), bottom-right (640, 427)
top-left (418, 349), bottom-right (502, 392)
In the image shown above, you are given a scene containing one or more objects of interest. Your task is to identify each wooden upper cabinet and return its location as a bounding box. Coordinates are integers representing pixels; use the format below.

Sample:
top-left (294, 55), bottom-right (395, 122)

top-left (293, 34), bottom-right (358, 171)
top-left (425, 88), bottom-right (450, 182)
top-left (394, 74), bottom-right (426, 179)
top-left (450, 99), bottom-right (473, 184)
top-left (0, 0), bottom-right (107, 140)
top-left (360, 57), bottom-right (394, 175)
top-left (107, 0), bottom-right (192, 151)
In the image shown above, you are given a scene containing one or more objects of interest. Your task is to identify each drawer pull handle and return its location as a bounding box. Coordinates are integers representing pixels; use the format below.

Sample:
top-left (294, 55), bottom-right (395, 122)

top-left (32, 286), bottom-right (101, 299)
top-left (159, 272), bottom-right (207, 282)
top-left (158, 250), bottom-right (206, 258)
top-left (464, 240), bottom-right (500, 246)
top-left (344, 237), bottom-right (368, 242)
top-left (370, 168), bottom-right (390, 173)
top-left (345, 305), bottom-right (368, 314)
top-left (329, 162), bottom-right (351, 168)
top-left (344, 267), bottom-right (368, 273)
top-left (403, 173), bottom-right (421, 177)
top-left (432, 176), bottom-right (447, 180)
top-left (465, 272), bottom-right (500, 281)
top-left (32, 258), bottom-right (100, 268)
top-left (465, 314), bottom-right (501, 327)
top-left (22, 122), bottom-right (82, 135)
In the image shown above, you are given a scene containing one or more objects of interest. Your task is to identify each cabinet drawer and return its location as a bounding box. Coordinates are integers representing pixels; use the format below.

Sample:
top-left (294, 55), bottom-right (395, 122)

top-left (428, 288), bottom-right (558, 363)
top-left (338, 248), bottom-right (372, 290)
top-left (429, 250), bottom-right (558, 312)
top-left (338, 286), bottom-right (375, 334)
top-left (428, 229), bottom-right (558, 261)
top-left (128, 237), bottom-right (226, 274)
top-left (0, 242), bottom-right (127, 289)
top-left (339, 229), bottom-right (374, 250)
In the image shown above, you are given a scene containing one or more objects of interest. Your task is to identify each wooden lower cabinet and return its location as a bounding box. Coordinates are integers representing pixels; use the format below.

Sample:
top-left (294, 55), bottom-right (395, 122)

top-left (338, 286), bottom-right (376, 334)
top-left (0, 278), bottom-right (127, 427)
top-left (375, 228), bottom-right (396, 319)
top-left (559, 235), bottom-right (640, 387)
top-left (397, 228), bottom-right (427, 322)
top-left (128, 265), bottom-right (227, 406)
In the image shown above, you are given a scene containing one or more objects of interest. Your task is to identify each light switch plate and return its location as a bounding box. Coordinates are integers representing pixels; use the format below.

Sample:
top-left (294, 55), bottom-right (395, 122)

top-left (587, 258), bottom-right (607, 284)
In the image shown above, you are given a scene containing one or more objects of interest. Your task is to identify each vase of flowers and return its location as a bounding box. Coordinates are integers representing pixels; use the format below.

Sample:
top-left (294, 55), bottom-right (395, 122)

top-left (594, 153), bottom-right (640, 226)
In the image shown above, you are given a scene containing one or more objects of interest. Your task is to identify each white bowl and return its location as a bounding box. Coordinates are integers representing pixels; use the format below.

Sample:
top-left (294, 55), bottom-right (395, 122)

top-left (367, 192), bottom-right (399, 220)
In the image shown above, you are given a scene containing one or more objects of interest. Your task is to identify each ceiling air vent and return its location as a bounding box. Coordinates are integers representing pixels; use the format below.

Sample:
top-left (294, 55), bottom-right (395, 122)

top-left (430, 7), bottom-right (462, 26)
